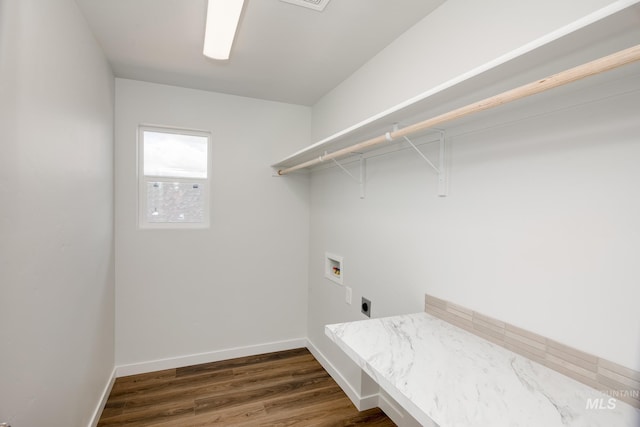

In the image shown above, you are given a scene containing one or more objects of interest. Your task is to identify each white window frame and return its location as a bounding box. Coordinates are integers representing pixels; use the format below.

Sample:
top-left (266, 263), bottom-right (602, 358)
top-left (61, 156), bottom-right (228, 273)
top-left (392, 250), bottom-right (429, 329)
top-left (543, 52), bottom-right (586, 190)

top-left (138, 125), bottom-right (211, 229)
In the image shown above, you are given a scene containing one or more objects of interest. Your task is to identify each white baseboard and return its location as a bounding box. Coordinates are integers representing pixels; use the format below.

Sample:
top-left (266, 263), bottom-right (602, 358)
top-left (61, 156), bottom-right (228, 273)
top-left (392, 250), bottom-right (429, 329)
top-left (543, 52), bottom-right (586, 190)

top-left (306, 339), bottom-right (422, 427)
top-left (305, 338), bottom-right (378, 411)
top-left (91, 338), bottom-right (419, 427)
top-left (88, 367), bottom-right (116, 427)
top-left (114, 338), bottom-right (307, 377)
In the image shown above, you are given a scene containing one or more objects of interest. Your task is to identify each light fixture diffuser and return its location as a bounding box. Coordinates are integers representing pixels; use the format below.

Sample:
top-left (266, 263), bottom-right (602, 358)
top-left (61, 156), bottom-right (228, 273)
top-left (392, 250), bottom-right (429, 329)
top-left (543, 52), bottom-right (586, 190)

top-left (280, 0), bottom-right (331, 11)
top-left (203, 0), bottom-right (244, 60)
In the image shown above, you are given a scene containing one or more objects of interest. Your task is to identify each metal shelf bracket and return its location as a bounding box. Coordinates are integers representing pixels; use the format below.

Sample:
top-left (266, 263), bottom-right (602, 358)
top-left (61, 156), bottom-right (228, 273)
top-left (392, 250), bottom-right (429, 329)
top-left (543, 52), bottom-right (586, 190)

top-left (403, 129), bottom-right (448, 197)
top-left (330, 153), bottom-right (366, 199)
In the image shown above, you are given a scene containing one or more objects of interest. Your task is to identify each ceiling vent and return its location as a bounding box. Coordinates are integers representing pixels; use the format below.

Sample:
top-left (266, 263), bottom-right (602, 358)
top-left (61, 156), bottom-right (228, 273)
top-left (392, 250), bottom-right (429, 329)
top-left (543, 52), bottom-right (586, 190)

top-left (280, 0), bottom-right (331, 12)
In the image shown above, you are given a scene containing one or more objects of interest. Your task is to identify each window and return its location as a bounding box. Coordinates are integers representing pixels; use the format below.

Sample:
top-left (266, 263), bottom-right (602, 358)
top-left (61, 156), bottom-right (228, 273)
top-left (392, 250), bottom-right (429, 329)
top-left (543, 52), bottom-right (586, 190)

top-left (138, 126), bottom-right (210, 229)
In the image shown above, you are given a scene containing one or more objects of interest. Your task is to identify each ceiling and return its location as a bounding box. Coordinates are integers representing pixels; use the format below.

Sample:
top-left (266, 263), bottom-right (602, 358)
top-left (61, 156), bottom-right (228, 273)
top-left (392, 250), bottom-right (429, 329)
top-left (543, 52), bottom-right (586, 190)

top-left (75, 0), bottom-right (445, 106)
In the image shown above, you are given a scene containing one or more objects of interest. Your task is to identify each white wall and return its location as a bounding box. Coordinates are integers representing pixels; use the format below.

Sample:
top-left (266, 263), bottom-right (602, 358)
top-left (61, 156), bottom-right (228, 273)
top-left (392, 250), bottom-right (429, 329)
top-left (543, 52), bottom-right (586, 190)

top-left (311, 0), bottom-right (623, 140)
top-left (306, 0), bottom-right (640, 402)
top-left (308, 84), bottom-right (640, 399)
top-left (0, 0), bottom-right (115, 426)
top-left (114, 79), bottom-right (310, 367)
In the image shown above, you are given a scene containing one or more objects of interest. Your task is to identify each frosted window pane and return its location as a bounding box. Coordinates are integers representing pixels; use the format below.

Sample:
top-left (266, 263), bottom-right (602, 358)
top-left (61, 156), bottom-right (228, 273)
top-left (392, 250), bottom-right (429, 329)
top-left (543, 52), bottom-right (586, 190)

top-left (146, 182), bottom-right (204, 223)
top-left (144, 131), bottom-right (208, 178)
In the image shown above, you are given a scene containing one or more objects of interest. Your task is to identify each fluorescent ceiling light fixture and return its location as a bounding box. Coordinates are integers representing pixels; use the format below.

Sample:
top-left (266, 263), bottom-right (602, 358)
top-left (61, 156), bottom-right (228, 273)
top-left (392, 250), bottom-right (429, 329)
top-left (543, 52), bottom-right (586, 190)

top-left (203, 0), bottom-right (244, 60)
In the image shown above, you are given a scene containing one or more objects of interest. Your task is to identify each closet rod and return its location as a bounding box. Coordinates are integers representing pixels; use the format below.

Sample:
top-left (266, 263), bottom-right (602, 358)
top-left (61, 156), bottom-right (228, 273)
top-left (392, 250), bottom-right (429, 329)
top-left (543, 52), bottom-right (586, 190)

top-left (278, 43), bottom-right (640, 176)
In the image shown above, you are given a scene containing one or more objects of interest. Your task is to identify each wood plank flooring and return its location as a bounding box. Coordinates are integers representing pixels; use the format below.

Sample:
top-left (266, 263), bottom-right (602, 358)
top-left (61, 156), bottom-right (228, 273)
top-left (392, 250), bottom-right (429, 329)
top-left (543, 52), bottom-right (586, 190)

top-left (98, 348), bottom-right (396, 426)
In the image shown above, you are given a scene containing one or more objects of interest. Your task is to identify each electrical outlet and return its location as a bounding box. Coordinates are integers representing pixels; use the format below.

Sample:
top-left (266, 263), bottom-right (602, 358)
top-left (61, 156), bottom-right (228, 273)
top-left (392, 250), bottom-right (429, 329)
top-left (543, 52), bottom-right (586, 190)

top-left (345, 286), bottom-right (352, 305)
top-left (361, 297), bottom-right (371, 317)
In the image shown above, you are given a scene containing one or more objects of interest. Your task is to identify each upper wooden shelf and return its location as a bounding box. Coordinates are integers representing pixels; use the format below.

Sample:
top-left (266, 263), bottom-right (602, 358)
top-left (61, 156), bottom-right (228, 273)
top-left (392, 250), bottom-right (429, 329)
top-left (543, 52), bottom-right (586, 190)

top-left (272, 1), bottom-right (640, 173)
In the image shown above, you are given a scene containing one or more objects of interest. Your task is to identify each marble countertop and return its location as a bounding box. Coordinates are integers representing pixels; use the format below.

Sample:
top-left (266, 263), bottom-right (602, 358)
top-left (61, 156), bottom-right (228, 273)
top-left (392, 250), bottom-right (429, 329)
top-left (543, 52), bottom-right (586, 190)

top-left (325, 312), bottom-right (640, 427)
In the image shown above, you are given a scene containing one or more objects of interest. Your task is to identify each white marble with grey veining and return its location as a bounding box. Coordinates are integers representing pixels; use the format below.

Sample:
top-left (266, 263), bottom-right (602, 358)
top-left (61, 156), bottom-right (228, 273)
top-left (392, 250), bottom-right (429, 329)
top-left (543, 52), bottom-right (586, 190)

top-left (325, 312), bottom-right (640, 427)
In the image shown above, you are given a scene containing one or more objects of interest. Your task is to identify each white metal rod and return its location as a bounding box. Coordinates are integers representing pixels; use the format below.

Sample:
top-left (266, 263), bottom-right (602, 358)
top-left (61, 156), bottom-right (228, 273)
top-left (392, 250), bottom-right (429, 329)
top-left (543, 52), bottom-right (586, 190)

top-left (437, 132), bottom-right (447, 197)
top-left (278, 43), bottom-right (640, 176)
top-left (359, 156), bottom-right (366, 199)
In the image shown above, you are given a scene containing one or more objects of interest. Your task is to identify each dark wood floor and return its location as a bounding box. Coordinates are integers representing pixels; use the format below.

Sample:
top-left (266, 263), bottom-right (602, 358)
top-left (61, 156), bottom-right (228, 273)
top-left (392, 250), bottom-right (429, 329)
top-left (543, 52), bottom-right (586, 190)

top-left (98, 347), bottom-right (396, 426)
